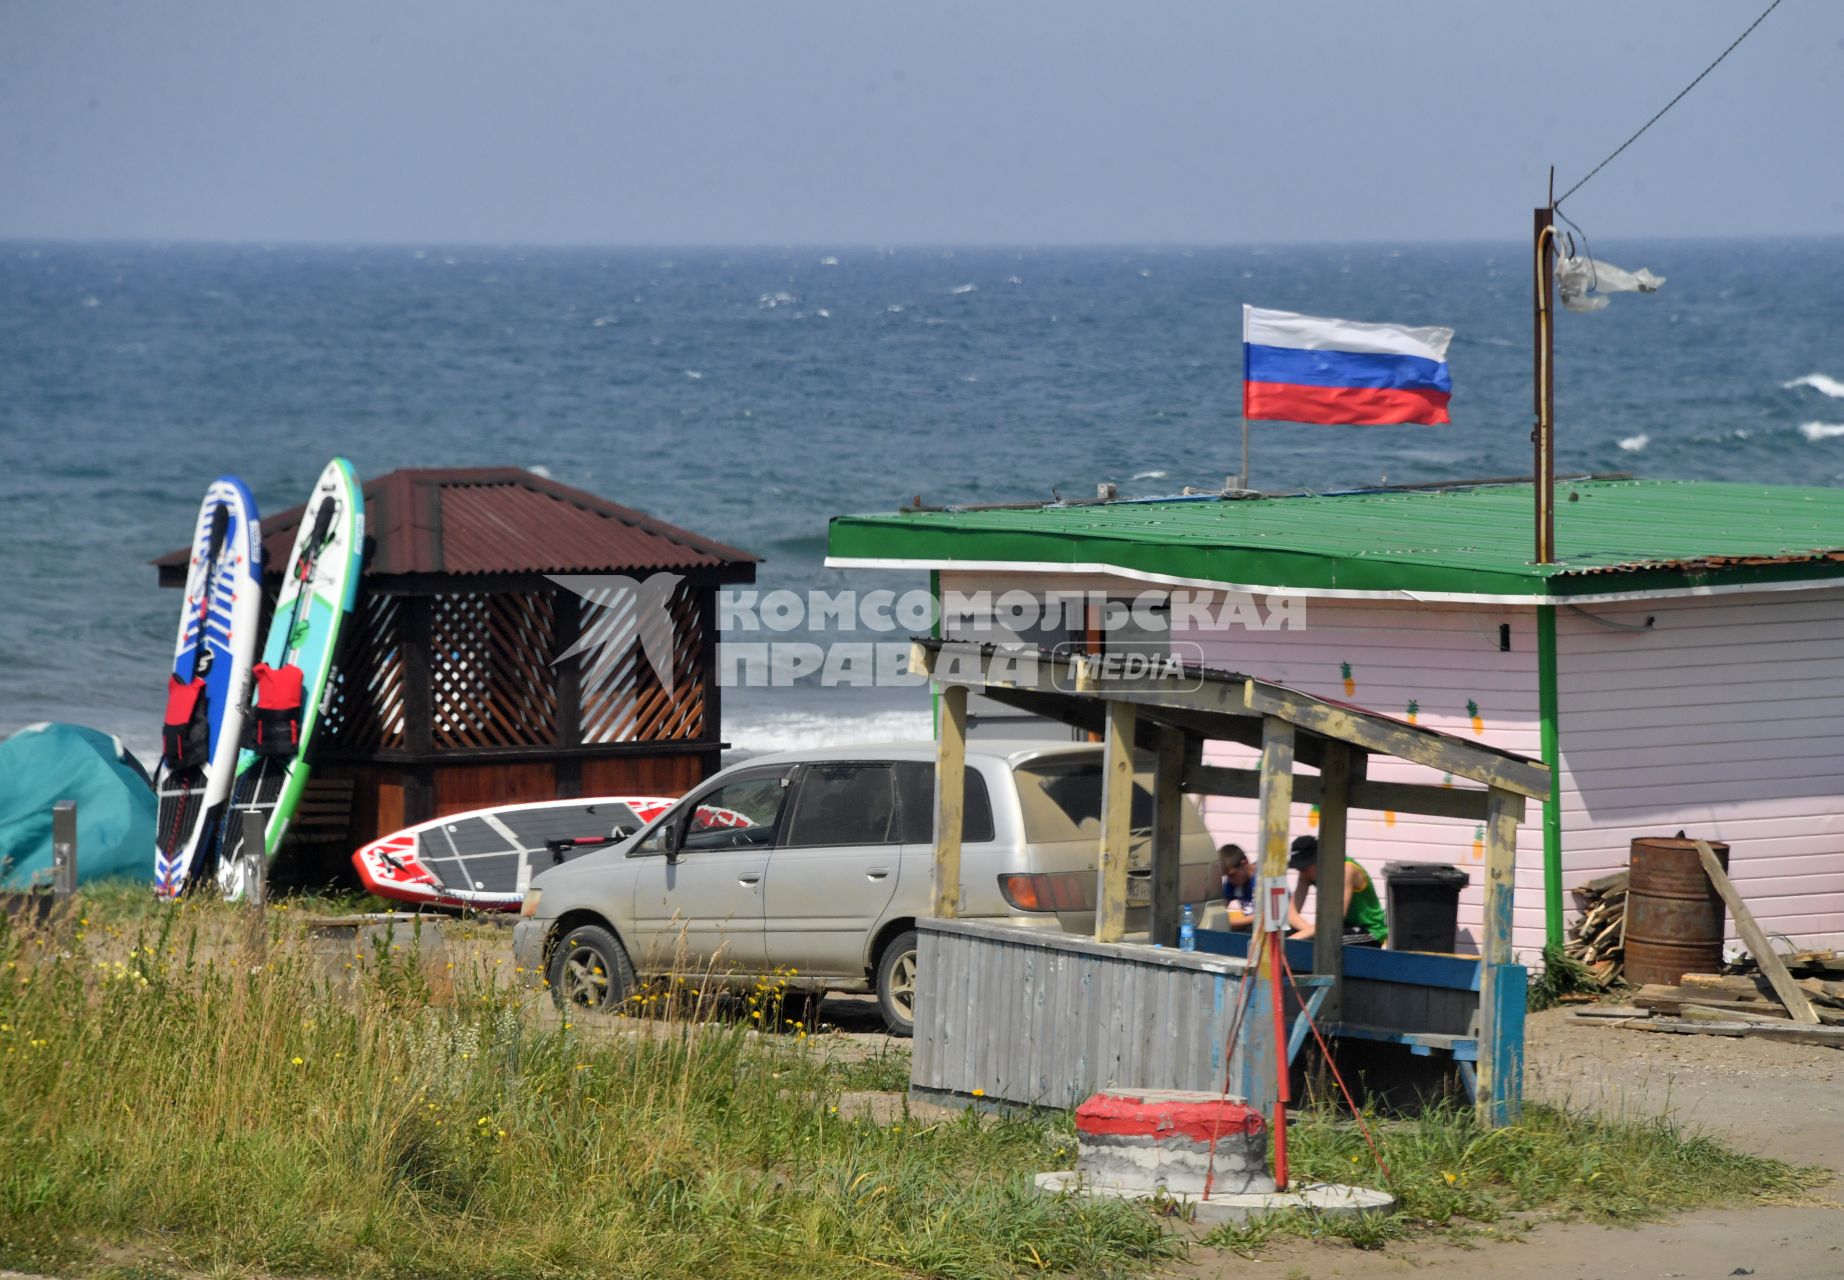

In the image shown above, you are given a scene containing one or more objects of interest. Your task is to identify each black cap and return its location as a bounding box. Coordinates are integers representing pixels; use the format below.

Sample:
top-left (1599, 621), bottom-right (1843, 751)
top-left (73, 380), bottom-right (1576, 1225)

top-left (1287, 835), bottom-right (1319, 870)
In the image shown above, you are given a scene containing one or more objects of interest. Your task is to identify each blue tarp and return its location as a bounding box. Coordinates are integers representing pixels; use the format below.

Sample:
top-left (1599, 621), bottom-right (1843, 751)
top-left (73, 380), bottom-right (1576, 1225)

top-left (0, 723), bottom-right (155, 889)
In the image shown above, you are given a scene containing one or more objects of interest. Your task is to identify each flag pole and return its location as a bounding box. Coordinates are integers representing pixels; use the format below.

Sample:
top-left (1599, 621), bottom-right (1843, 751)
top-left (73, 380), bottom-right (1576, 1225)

top-left (1239, 304), bottom-right (1253, 492)
top-left (1532, 171), bottom-right (1557, 564)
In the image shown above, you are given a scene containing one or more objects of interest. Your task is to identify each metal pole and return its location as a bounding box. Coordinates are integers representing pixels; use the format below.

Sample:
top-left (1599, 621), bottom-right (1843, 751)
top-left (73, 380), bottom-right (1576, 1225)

top-left (1241, 418), bottom-right (1250, 492)
top-left (51, 801), bottom-right (77, 897)
top-left (237, 808), bottom-right (268, 910)
top-left (1532, 193), bottom-right (1557, 564)
top-left (1268, 928), bottom-right (1291, 1190)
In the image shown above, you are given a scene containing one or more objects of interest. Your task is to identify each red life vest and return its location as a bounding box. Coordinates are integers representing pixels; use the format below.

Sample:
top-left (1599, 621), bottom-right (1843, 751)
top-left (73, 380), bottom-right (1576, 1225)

top-left (247, 662), bottom-right (305, 757)
top-left (162, 674), bottom-right (211, 770)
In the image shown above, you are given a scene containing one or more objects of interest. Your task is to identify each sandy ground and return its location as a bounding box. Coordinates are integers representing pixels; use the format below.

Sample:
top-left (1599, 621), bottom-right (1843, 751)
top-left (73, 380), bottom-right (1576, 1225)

top-left (1175, 1006), bottom-right (1844, 1280)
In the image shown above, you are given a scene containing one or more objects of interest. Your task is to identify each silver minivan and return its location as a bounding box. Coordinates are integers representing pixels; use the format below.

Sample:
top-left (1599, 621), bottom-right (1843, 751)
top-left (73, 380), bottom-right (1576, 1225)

top-left (511, 740), bottom-right (1218, 1033)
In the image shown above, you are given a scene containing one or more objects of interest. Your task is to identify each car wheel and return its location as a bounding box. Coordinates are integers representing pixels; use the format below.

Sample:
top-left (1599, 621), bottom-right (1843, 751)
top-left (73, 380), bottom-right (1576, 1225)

top-left (548, 924), bottom-right (636, 1014)
top-left (874, 929), bottom-right (919, 1036)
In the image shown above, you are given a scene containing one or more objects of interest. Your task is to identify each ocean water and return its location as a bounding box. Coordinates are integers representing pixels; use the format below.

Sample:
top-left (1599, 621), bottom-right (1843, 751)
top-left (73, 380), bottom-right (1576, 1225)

top-left (2, 239), bottom-right (1841, 766)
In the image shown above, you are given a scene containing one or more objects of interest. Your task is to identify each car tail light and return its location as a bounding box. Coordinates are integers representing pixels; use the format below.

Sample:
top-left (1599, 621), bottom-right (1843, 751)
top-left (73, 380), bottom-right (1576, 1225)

top-left (998, 874), bottom-right (1047, 912)
top-left (997, 871), bottom-right (1093, 913)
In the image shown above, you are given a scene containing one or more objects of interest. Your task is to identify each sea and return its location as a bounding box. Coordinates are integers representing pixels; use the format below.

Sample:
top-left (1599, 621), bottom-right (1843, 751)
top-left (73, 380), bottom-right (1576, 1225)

top-left (3, 238), bottom-right (1841, 769)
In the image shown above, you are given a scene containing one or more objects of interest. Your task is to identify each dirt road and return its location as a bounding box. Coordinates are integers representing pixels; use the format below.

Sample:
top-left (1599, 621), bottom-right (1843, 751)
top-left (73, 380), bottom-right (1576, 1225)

top-left (1182, 1007), bottom-right (1844, 1280)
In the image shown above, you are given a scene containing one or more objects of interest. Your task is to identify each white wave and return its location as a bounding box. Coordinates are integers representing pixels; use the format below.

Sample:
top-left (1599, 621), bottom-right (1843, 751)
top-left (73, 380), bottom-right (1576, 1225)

top-left (758, 291), bottom-right (798, 309)
top-left (1618, 434), bottom-right (1649, 453)
top-left (949, 283), bottom-right (977, 295)
top-left (590, 315), bottom-right (616, 327)
top-left (684, 370), bottom-right (704, 380)
top-left (1006, 275), bottom-right (1023, 285)
top-left (1131, 469), bottom-right (1169, 481)
top-left (886, 304), bottom-right (905, 313)
top-left (724, 709), bottom-right (935, 756)
top-left (1784, 374), bottom-right (1844, 399)
top-left (815, 308), bottom-right (830, 318)
top-left (80, 295), bottom-right (101, 308)
top-left (819, 256), bottom-right (840, 266)
top-left (527, 464), bottom-right (553, 478)
top-left (1799, 421), bottom-right (1844, 442)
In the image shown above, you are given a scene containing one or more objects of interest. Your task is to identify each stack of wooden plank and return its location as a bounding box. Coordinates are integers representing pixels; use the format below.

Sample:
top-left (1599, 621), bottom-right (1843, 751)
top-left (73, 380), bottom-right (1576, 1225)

top-left (1573, 840), bottom-right (1844, 1048)
top-left (1563, 870), bottom-right (1627, 983)
top-left (1576, 972), bottom-right (1844, 1048)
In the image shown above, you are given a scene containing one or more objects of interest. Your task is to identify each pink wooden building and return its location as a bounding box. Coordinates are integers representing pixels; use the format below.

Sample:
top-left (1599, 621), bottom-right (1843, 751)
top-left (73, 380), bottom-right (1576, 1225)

top-left (828, 477), bottom-right (1844, 959)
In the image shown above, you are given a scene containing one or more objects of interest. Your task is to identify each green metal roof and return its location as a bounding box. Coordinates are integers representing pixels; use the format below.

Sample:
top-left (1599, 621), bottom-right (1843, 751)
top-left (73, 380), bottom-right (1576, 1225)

top-left (827, 479), bottom-right (1844, 599)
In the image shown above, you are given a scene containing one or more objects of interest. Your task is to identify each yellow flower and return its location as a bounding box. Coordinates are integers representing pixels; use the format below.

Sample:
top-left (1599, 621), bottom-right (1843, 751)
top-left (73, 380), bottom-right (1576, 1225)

top-left (971, 1088), bottom-right (985, 1098)
top-left (291, 1057), bottom-right (304, 1066)
top-left (497, 1129), bottom-right (507, 1138)
top-left (477, 1116), bottom-right (490, 1126)
top-left (1442, 1170), bottom-right (1457, 1185)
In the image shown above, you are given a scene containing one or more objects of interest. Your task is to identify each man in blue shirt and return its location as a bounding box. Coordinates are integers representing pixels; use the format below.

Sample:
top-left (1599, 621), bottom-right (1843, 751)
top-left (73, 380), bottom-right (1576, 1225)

top-left (1219, 842), bottom-right (1256, 930)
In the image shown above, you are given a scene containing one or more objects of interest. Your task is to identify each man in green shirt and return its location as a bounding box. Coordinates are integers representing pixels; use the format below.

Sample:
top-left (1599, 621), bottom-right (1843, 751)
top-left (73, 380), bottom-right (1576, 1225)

top-left (1285, 835), bottom-right (1388, 947)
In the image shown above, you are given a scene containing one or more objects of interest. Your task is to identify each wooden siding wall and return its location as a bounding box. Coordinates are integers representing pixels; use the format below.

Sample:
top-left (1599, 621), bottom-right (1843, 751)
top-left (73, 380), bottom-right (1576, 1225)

top-left (939, 572), bottom-right (1844, 955)
top-left (1555, 589), bottom-right (1844, 949)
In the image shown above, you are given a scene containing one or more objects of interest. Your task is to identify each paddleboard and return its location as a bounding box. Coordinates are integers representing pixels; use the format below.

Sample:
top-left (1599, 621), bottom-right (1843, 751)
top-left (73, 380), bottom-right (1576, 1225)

top-left (154, 477), bottom-right (263, 898)
top-left (218, 458), bottom-right (365, 899)
top-left (353, 795), bottom-right (682, 911)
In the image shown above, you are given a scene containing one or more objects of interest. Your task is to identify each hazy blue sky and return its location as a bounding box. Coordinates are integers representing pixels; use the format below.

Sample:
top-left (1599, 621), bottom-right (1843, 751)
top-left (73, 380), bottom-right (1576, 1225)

top-left (3, 1), bottom-right (1839, 245)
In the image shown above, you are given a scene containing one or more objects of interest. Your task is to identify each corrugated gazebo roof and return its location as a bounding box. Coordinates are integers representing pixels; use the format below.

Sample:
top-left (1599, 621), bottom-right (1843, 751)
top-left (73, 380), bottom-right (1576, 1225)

top-left (154, 467), bottom-right (759, 584)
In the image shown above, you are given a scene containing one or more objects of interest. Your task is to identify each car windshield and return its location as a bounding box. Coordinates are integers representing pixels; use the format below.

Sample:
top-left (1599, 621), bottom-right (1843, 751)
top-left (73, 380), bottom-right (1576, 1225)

top-left (1013, 757), bottom-right (1208, 845)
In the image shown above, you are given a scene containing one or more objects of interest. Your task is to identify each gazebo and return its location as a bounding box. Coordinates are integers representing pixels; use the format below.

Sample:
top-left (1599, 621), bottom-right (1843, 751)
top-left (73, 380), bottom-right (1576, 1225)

top-left (153, 467), bottom-right (757, 862)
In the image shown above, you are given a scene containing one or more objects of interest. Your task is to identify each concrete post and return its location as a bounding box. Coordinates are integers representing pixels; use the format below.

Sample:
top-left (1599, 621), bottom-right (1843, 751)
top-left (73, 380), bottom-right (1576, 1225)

top-left (51, 801), bottom-right (77, 897)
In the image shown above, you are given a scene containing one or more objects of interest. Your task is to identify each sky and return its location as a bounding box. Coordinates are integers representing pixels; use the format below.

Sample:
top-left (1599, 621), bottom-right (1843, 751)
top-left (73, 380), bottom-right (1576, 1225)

top-left (2, 1), bottom-right (1840, 246)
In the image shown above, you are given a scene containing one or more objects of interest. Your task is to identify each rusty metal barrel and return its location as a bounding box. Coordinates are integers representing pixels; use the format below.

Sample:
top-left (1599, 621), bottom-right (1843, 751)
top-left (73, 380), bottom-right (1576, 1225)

top-left (1624, 836), bottom-right (1729, 987)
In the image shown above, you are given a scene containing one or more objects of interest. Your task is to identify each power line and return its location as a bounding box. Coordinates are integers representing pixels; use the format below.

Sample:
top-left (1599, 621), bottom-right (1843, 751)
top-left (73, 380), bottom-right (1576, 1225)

top-left (1557, 0), bottom-right (1785, 206)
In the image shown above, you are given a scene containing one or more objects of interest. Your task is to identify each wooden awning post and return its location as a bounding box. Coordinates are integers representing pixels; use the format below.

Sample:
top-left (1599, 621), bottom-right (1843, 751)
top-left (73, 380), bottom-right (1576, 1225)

top-left (1314, 743), bottom-right (1355, 1022)
top-left (932, 683), bottom-right (969, 919)
top-left (1475, 785), bottom-right (1524, 1126)
top-left (1244, 714), bottom-right (1296, 1114)
top-left (1149, 724), bottom-right (1188, 947)
top-left (1094, 698), bottom-right (1139, 942)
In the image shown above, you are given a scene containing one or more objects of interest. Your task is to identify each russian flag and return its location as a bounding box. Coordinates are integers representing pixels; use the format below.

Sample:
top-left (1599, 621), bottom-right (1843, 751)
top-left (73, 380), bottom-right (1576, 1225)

top-left (1243, 305), bottom-right (1454, 426)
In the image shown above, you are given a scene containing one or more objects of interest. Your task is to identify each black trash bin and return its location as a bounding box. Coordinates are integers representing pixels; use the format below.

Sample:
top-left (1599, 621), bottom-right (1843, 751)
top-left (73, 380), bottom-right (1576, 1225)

top-left (1381, 862), bottom-right (1470, 953)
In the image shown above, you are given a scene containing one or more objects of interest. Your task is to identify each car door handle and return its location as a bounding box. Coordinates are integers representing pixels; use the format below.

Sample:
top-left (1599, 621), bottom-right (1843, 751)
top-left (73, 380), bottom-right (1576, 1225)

top-left (738, 873), bottom-right (762, 886)
top-left (866, 868), bottom-right (890, 880)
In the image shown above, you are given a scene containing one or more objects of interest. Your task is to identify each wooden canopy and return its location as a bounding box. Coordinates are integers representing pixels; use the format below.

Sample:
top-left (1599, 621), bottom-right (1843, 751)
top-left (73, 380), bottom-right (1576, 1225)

top-left (912, 638), bottom-right (1550, 1126)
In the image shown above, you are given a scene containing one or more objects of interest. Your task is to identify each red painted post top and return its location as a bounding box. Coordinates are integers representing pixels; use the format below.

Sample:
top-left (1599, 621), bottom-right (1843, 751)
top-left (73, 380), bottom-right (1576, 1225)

top-left (1075, 1090), bottom-right (1266, 1143)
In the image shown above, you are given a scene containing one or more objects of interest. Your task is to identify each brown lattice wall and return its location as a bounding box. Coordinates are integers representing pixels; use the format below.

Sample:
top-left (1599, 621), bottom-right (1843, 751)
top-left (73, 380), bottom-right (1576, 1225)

top-left (430, 591), bottom-right (560, 750)
top-left (576, 580), bottom-right (706, 743)
top-left (320, 593), bottom-right (408, 753)
top-left (320, 582), bottom-right (710, 761)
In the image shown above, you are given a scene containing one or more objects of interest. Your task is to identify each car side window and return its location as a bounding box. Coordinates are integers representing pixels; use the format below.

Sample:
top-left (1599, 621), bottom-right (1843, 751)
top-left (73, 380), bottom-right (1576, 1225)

top-left (894, 761), bottom-right (996, 844)
top-left (641, 771), bottom-right (789, 855)
top-left (782, 763), bottom-right (900, 848)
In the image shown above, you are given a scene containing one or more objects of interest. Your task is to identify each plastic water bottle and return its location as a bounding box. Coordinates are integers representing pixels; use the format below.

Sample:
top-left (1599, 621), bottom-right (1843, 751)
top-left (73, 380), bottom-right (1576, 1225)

top-left (1178, 903), bottom-right (1197, 952)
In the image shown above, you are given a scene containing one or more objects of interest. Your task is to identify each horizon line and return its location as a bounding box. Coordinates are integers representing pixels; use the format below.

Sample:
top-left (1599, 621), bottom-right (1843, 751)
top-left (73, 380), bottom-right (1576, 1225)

top-left (4, 231), bottom-right (1842, 254)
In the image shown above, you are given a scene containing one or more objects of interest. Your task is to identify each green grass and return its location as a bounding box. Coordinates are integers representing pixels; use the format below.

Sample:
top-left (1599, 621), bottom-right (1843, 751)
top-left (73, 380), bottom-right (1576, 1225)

top-left (0, 894), bottom-right (1172, 1280)
top-left (1203, 1096), bottom-right (1821, 1253)
top-left (0, 893), bottom-right (1822, 1278)
top-left (1528, 941), bottom-right (1619, 1012)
